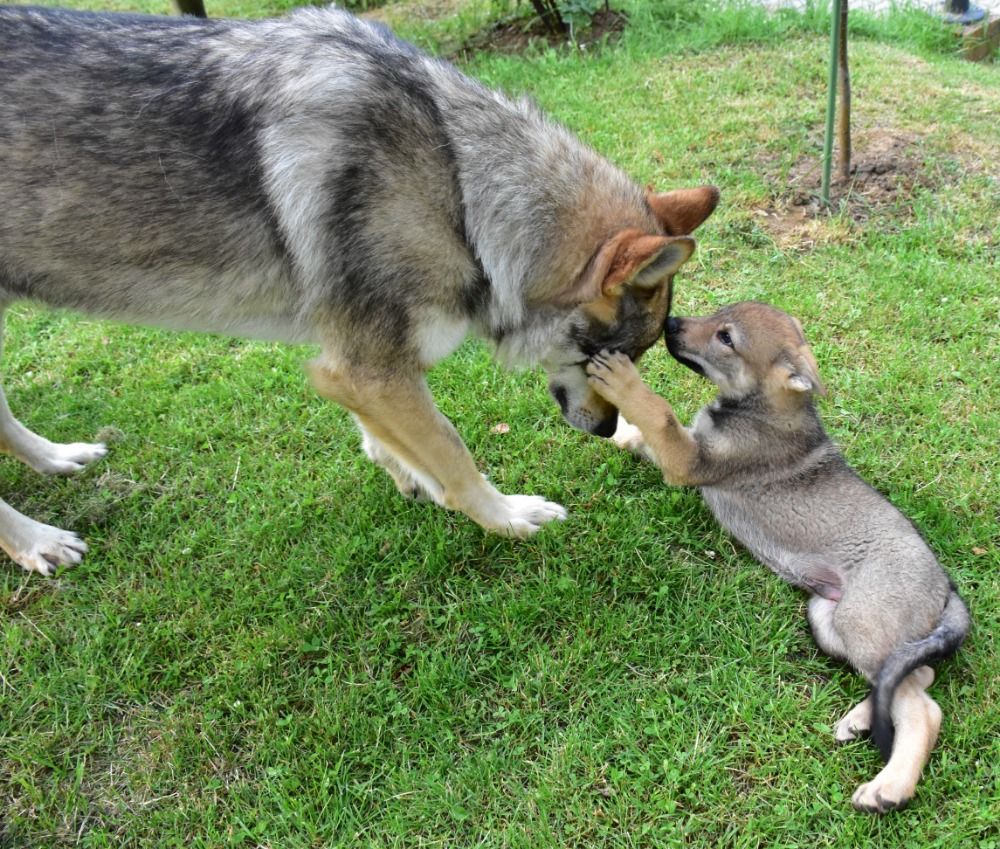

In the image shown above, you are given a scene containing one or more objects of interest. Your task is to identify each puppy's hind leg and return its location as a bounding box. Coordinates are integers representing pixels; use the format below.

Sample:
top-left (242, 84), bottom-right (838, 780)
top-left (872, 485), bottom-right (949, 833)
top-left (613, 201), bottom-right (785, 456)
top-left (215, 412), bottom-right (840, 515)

top-left (807, 596), bottom-right (874, 742)
top-left (0, 310), bottom-right (106, 475)
top-left (851, 668), bottom-right (941, 814)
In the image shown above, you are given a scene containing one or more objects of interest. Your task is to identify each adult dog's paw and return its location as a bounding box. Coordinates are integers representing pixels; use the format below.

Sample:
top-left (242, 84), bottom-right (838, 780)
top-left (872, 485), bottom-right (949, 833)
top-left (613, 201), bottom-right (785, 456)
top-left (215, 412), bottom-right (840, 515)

top-left (493, 494), bottom-right (567, 538)
top-left (6, 521), bottom-right (88, 576)
top-left (22, 440), bottom-right (107, 476)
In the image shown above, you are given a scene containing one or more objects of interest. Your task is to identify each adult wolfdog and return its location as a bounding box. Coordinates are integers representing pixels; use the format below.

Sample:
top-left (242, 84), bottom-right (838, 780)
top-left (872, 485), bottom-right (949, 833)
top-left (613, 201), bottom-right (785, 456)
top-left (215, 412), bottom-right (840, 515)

top-left (0, 5), bottom-right (717, 573)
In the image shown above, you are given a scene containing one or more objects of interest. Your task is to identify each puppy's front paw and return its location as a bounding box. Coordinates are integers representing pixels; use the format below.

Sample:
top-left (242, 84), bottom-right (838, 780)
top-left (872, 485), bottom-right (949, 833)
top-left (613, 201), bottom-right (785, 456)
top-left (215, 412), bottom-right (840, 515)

top-left (586, 350), bottom-right (642, 409)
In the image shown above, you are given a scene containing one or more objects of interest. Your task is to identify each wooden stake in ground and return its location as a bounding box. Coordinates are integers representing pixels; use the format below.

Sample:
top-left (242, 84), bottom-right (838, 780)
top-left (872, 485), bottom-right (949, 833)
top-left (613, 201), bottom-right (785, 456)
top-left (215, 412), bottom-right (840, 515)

top-left (821, 0), bottom-right (847, 204)
top-left (837, 0), bottom-right (851, 182)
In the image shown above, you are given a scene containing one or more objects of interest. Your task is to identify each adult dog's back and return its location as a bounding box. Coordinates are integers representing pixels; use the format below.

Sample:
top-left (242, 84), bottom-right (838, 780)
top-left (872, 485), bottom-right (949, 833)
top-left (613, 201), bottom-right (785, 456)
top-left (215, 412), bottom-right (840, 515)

top-left (0, 5), bottom-right (718, 572)
top-left (0, 6), bottom-right (474, 345)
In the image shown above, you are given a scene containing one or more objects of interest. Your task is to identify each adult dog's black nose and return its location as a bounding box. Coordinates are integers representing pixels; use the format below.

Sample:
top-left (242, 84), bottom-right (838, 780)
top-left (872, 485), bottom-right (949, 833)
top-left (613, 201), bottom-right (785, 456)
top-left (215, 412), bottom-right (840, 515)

top-left (593, 410), bottom-right (619, 439)
top-left (665, 317), bottom-right (683, 339)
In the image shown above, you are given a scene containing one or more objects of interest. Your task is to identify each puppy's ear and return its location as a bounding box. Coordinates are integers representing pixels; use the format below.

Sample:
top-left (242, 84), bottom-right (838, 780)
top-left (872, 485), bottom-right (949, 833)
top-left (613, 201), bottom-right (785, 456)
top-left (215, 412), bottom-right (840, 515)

top-left (784, 344), bottom-right (827, 396)
top-left (647, 186), bottom-right (720, 235)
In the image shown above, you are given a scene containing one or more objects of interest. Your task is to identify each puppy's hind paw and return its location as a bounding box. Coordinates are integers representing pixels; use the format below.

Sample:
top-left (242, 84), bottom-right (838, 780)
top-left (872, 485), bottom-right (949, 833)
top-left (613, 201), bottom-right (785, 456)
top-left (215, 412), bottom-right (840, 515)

top-left (852, 778), bottom-right (912, 814)
top-left (835, 699), bottom-right (873, 743)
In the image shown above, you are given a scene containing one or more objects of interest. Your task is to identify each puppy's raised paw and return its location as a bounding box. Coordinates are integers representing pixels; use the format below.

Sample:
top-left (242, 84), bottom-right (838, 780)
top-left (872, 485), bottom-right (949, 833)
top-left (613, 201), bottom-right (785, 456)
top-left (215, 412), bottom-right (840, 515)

top-left (586, 350), bottom-right (641, 409)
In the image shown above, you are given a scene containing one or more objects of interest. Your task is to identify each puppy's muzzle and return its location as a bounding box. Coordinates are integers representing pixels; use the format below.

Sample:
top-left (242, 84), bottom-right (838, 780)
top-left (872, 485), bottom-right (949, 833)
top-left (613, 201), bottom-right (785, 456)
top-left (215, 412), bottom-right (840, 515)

top-left (664, 317), bottom-right (704, 376)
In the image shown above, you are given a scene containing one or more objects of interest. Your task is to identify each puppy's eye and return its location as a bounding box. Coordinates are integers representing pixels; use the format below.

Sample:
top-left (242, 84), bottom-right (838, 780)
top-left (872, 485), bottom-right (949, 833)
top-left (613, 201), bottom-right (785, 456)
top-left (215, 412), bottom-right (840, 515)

top-left (717, 329), bottom-right (734, 348)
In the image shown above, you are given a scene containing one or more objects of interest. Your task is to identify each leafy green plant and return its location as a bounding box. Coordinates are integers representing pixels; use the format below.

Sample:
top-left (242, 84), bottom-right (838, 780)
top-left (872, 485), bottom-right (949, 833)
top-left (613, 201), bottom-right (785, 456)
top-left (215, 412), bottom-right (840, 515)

top-left (523, 0), bottom-right (611, 35)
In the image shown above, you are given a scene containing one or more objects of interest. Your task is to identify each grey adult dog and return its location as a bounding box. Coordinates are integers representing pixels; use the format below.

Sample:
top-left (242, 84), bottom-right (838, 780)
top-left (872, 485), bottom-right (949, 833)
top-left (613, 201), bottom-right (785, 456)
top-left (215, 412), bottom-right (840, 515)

top-left (0, 5), bottom-right (719, 573)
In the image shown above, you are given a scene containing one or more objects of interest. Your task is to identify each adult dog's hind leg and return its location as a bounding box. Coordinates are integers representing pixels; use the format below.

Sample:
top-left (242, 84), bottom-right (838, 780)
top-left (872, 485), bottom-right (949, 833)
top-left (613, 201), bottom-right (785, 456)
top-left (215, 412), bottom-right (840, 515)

top-left (0, 310), bottom-right (106, 475)
top-left (310, 359), bottom-right (566, 537)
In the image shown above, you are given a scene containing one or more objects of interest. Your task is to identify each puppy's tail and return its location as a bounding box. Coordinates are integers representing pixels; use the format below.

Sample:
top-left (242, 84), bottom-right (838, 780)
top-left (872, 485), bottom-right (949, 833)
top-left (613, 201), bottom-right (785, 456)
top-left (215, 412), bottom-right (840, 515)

top-left (870, 587), bottom-right (970, 761)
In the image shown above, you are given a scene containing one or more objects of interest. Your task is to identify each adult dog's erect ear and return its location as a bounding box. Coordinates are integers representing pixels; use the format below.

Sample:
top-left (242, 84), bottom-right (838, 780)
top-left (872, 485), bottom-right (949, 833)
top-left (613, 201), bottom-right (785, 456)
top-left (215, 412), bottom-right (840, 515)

top-left (557, 230), bottom-right (695, 306)
top-left (646, 185), bottom-right (720, 236)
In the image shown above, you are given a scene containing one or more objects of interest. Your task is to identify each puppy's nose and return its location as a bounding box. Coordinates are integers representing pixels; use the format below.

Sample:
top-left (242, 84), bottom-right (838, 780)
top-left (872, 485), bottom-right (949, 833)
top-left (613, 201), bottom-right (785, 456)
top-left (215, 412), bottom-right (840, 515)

top-left (665, 317), bottom-right (682, 336)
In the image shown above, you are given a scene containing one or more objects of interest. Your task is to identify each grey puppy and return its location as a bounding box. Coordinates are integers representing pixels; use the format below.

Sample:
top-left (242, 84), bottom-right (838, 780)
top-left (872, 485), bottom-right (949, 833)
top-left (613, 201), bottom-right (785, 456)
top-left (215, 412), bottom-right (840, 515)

top-left (586, 301), bottom-right (969, 813)
top-left (0, 4), bottom-right (719, 573)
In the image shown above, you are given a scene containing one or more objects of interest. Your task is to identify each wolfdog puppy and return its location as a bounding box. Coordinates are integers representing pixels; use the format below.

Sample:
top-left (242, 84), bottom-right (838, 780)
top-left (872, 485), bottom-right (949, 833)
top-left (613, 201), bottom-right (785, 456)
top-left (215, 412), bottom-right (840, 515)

top-left (586, 301), bottom-right (969, 813)
top-left (0, 5), bottom-right (718, 573)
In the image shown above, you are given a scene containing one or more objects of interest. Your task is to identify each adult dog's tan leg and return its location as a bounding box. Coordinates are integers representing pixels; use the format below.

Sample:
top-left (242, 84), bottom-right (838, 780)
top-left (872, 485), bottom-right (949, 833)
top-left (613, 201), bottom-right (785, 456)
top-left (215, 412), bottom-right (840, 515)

top-left (355, 418), bottom-right (438, 502)
top-left (852, 667), bottom-right (940, 814)
top-left (309, 359), bottom-right (566, 537)
top-left (586, 351), bottom-right (699, 485)
top-left (0, 308), bottom-right (97, 574)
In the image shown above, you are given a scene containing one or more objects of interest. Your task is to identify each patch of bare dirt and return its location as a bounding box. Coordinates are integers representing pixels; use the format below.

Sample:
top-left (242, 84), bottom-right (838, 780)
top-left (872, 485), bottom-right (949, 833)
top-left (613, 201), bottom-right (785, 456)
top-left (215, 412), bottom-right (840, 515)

top-left (788, 130), bottom-right (931, 215)
top-left (756, 128), bottom-right (946, 249)
top-left (455, 6), bottom-right (627, 58)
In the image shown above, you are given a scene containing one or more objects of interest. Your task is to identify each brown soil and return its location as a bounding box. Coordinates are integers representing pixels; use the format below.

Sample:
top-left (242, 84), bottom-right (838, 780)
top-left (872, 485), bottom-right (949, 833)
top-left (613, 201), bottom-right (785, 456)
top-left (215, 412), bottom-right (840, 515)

top-left (756, 127), bottom-right (946, 248)
top-left (789, 130), bottom-right (930, 214)
top-left (455, 7), bottom-right (627, 58)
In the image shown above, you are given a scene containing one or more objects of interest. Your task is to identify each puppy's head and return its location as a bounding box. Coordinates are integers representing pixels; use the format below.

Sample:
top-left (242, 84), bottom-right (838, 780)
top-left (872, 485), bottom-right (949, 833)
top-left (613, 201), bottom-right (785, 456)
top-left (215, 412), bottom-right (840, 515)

top-left (665, 301), bottom-right (826, 402)
top-left (541, 186), bottom-right (719, 436)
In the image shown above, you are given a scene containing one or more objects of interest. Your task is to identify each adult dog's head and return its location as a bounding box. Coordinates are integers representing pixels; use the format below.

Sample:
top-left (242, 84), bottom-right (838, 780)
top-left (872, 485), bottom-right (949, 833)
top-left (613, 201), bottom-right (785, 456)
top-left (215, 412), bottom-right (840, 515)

top-left (540, 185), bottom-right (719, 437)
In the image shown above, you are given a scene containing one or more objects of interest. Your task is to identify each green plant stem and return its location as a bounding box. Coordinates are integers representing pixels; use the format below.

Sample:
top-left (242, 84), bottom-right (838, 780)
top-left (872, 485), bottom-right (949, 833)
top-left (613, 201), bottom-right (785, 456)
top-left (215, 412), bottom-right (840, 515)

top-left (822, 0), bottom-right (844, 205)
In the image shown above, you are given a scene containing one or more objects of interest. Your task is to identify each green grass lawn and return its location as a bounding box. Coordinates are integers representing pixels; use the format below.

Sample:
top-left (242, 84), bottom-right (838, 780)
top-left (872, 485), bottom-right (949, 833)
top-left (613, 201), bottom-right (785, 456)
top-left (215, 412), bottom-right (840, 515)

top-left (2, 1), bottom-right (998, 846)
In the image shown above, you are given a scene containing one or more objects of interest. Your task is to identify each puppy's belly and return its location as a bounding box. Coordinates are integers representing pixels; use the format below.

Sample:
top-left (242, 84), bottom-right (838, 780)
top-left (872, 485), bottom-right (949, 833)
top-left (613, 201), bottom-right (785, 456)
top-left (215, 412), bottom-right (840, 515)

top-left (701, 486), bottom-right (845, 599)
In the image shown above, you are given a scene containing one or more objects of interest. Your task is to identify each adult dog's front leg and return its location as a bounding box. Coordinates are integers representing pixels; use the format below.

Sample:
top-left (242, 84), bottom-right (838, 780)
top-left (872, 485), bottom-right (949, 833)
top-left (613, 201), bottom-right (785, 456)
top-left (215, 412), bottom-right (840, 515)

top-left (309, 360), bottom-right (566, 537)
top-left (586, 351), bottom-right (699, 486)
top-left (0, 498), bottom-right (88, 575)
top-left (0, 312), bottom-right (106, 476)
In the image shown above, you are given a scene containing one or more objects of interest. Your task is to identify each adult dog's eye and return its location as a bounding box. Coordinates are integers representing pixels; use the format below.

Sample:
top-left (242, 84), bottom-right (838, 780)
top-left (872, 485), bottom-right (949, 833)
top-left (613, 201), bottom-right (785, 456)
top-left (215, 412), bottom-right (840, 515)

top-left (717, 329), bottom-right (734, 348)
